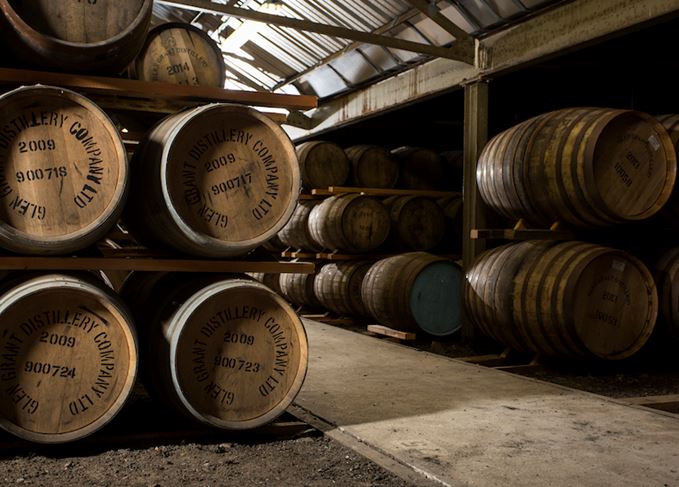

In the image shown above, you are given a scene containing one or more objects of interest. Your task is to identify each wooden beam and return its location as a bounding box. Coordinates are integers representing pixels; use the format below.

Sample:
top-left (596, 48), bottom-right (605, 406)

top-left (462, 81), bottom-right (489, 341)
top-left (404, 0), bottom-right (473, 43)
top-left (0, 257), bottom-right (315, 274)
top-left (157, 0), bottom-right (473, 63)
top-left (0, 67), bottom-right (317, 110)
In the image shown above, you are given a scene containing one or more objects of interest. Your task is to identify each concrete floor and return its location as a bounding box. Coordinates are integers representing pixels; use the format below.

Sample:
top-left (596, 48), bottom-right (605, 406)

top-left (294, 320), bottom-right (679, 487)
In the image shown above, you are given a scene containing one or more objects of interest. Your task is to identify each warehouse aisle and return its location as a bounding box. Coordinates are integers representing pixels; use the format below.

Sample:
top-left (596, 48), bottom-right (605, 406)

top-left (294, 320), bottom-right (679, 487)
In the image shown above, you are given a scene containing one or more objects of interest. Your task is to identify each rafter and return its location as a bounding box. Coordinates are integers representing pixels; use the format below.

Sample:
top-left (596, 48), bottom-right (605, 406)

top-left (405, 0), bottom-right (473, 43)
top-left (156, 0), bottom-right (474, 64)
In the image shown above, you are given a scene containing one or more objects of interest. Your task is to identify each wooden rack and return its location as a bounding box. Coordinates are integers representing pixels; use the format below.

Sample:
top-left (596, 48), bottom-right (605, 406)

top-left (306, 186), bottom-right (460, 198)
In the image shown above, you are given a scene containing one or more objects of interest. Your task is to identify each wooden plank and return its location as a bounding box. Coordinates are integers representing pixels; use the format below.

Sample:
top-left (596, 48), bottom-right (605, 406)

top-left (157, 0), bottom-right (473, 63)
top-left (281, 250), bottom-right (316, 259)
top-left (0, 257), bottom-right (315, 274)
top-left (624, 394), bottom-right (679, 406)
top-left (470, 228), bottom-right (576, 240)
top-left (311, 186), bottom-right (460, 198)
top-left (367, 324), bottom-right (416, 341)
top-left (0, 67), bottom-right (317, 110)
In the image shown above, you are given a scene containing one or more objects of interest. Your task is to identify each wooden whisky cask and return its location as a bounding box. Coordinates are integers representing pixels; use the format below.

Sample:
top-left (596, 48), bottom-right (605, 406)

top-left (464, 241), bottom-right (555, 352)
top-left (361, 252), bottom-right (463, 336)
top-left (384, 195), bottom-right (445, 251)
top-left (314, 261), bottom-right (372, 317)
top-left (438, 195), bottom-right (463, 251)
top-left (654, 247), bottom-right (679, 341)
top-left (466, 241), bottom-right (658, 360)
top-left (246, 272), bottom-right (283, 296)
top-left (345, 145), bottom-right (399, 188)
top-left (477, 108), bottom-right (676, 227)
top-left (296, 141), bottom-right (349, 189)
top-left (122, 273), bottom-right (308, 430)
top-left (261, 234), bottom-right (286, 253)
top-left (278, 273), bottom-right (321, 309)
top-left (133, 23), bottom-right (226, 87)
top-left (307, 194), bottom-right (390, 253)
top-left (126, 103), bottom-right (300, 258)
top-left (391, 146), bottom-right (445, 190)
top-left (0, 273), bottom-right (138, 443)
top-left (0, 0), bottom-right (152, 74)
top-left (277, 201), bottom-right (322, 251)
top-left (0, 85), bottom-right (128, 254)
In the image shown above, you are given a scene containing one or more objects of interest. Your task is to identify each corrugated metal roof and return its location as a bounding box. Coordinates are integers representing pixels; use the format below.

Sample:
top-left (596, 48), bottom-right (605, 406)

top-left (153, 0), bottom-right (563, 99)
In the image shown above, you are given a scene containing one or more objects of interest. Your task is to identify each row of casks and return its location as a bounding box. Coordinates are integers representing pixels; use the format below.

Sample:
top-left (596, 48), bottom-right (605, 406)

top-left (476, 107), bottom-right (677, 227)
top-left (297, 141), bottom-right (462, 191)
top-left (268, 194), bottom-right (463, 254)
top-left (0, 1), bottom-right (230, 87)
top-left (466, 240), bottom-right (679, 360)
top-left (251, 252), bottom-right (464, 338)
top-left (0, 271), bottom-right (308, 443)
top-left (0, 84), bottom-right (300, 257)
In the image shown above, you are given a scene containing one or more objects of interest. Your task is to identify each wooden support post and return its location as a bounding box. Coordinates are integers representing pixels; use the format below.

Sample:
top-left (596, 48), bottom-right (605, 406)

top-left (462, 81), bottom-right (489, 341)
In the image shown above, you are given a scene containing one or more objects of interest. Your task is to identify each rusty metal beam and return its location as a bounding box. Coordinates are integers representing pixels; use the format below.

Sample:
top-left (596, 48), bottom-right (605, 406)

top-left (157, 0), bottom-right (474, 63)
top-left (405, 0), bottom-right (473, 42)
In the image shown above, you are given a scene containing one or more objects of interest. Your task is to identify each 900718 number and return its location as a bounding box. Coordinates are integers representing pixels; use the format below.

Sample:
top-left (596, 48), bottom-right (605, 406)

top-left (16, 166), bottom-right (68, 183)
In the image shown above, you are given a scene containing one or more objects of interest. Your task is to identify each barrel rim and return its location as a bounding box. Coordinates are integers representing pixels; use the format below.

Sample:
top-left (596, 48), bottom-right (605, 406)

top-left (0, 84), bottom-right (129, 254)
top-left (133, 21), bottom-right (227, 87)
top-left (0, 274), bottom-right (138, 443)
top-left (167, 278), bottom-right (309, 429)
top-left (0, 0), bottom-right (153, 50)
top-left (159, 103), bottom-right (301, 255)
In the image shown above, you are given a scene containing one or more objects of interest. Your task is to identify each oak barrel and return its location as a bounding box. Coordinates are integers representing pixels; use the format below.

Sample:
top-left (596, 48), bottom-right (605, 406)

top-left (126, 103), bottom-right (300, 257)
top-left (0, 0), bottom-right (152, 74)
top-left (133, 23), bottom-right (226, 87)
top-left (391, 146), bottom-right (445, 190)
top-left (122, 273), bottom-right (308, 430)
top-left (262, 234), bottom-right (285, 253)
top-left (438, 195), bottom-right (463, 251)
top-left (477, 108), bottom-right (677, 227)
top-left (384, 196), bottom-right (445, 251)
top-left (361, 252), bottom-right (463, 336)
top-left (278, 273), bottom-right (321, 309)
top-left (345, 145), bottom-right (399, 189)
top-left (0, 273), bottom-right (138, 443)
top-left (246, 272), bottom-right (283, 295)
top-left (296, 141), bottom-right (349, 189)
top-left (308, 194), bottom-right (390, 252)
top-left (654, 247), bottom-right (679, 341)
top-left (314, 261), bottom-right (372, 317)
top-left (0, 85), bottom-right (128, 254)
top-left (277, 201), bottom-right (322, 251)
top-left (466, 241), bottom-right (658, 360)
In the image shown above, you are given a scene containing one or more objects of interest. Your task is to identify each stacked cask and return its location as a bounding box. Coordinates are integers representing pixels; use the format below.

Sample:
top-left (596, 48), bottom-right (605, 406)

top-left (468, 107), bottom-right (678, 359)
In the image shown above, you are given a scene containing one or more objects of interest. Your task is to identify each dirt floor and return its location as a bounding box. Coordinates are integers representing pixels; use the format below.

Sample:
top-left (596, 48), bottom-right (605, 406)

top-left (1, 322), bottom-right (677, 486)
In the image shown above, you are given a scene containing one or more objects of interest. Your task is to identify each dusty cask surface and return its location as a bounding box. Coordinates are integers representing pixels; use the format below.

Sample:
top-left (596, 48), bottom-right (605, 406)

top-left (477, 108), bottom-right (676, 227)
top-left (308, 194), bottom-right (390, 252)
top-left (655, 247), bottom-right (679, 340)
top-left (123, 273), bottom-right (307, 429)
top-left (0, 0), bottom-right (152, 73)
top-left (391, 146), bottom-right (445, 190)
top-left (296, 141), bottom-right (349, 189)
top-left (277, 200), bottom-right (322, 251)
top-left (279, 272), bottom-right (321, 309)
top-left (0, 85), bottom-right (128, 254)
top-left (345, 145), bottom-right (399, 189)
top-left (134, 23), bottom-right (226, 87)
top-left (384, 195), bottom-right (445, 251)
top-left (127, 103), bottom-right (300, 257)
top-left (0, 274), bottom-right (137, 443)
top-left (314, 261), bottom-right (371, 317)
